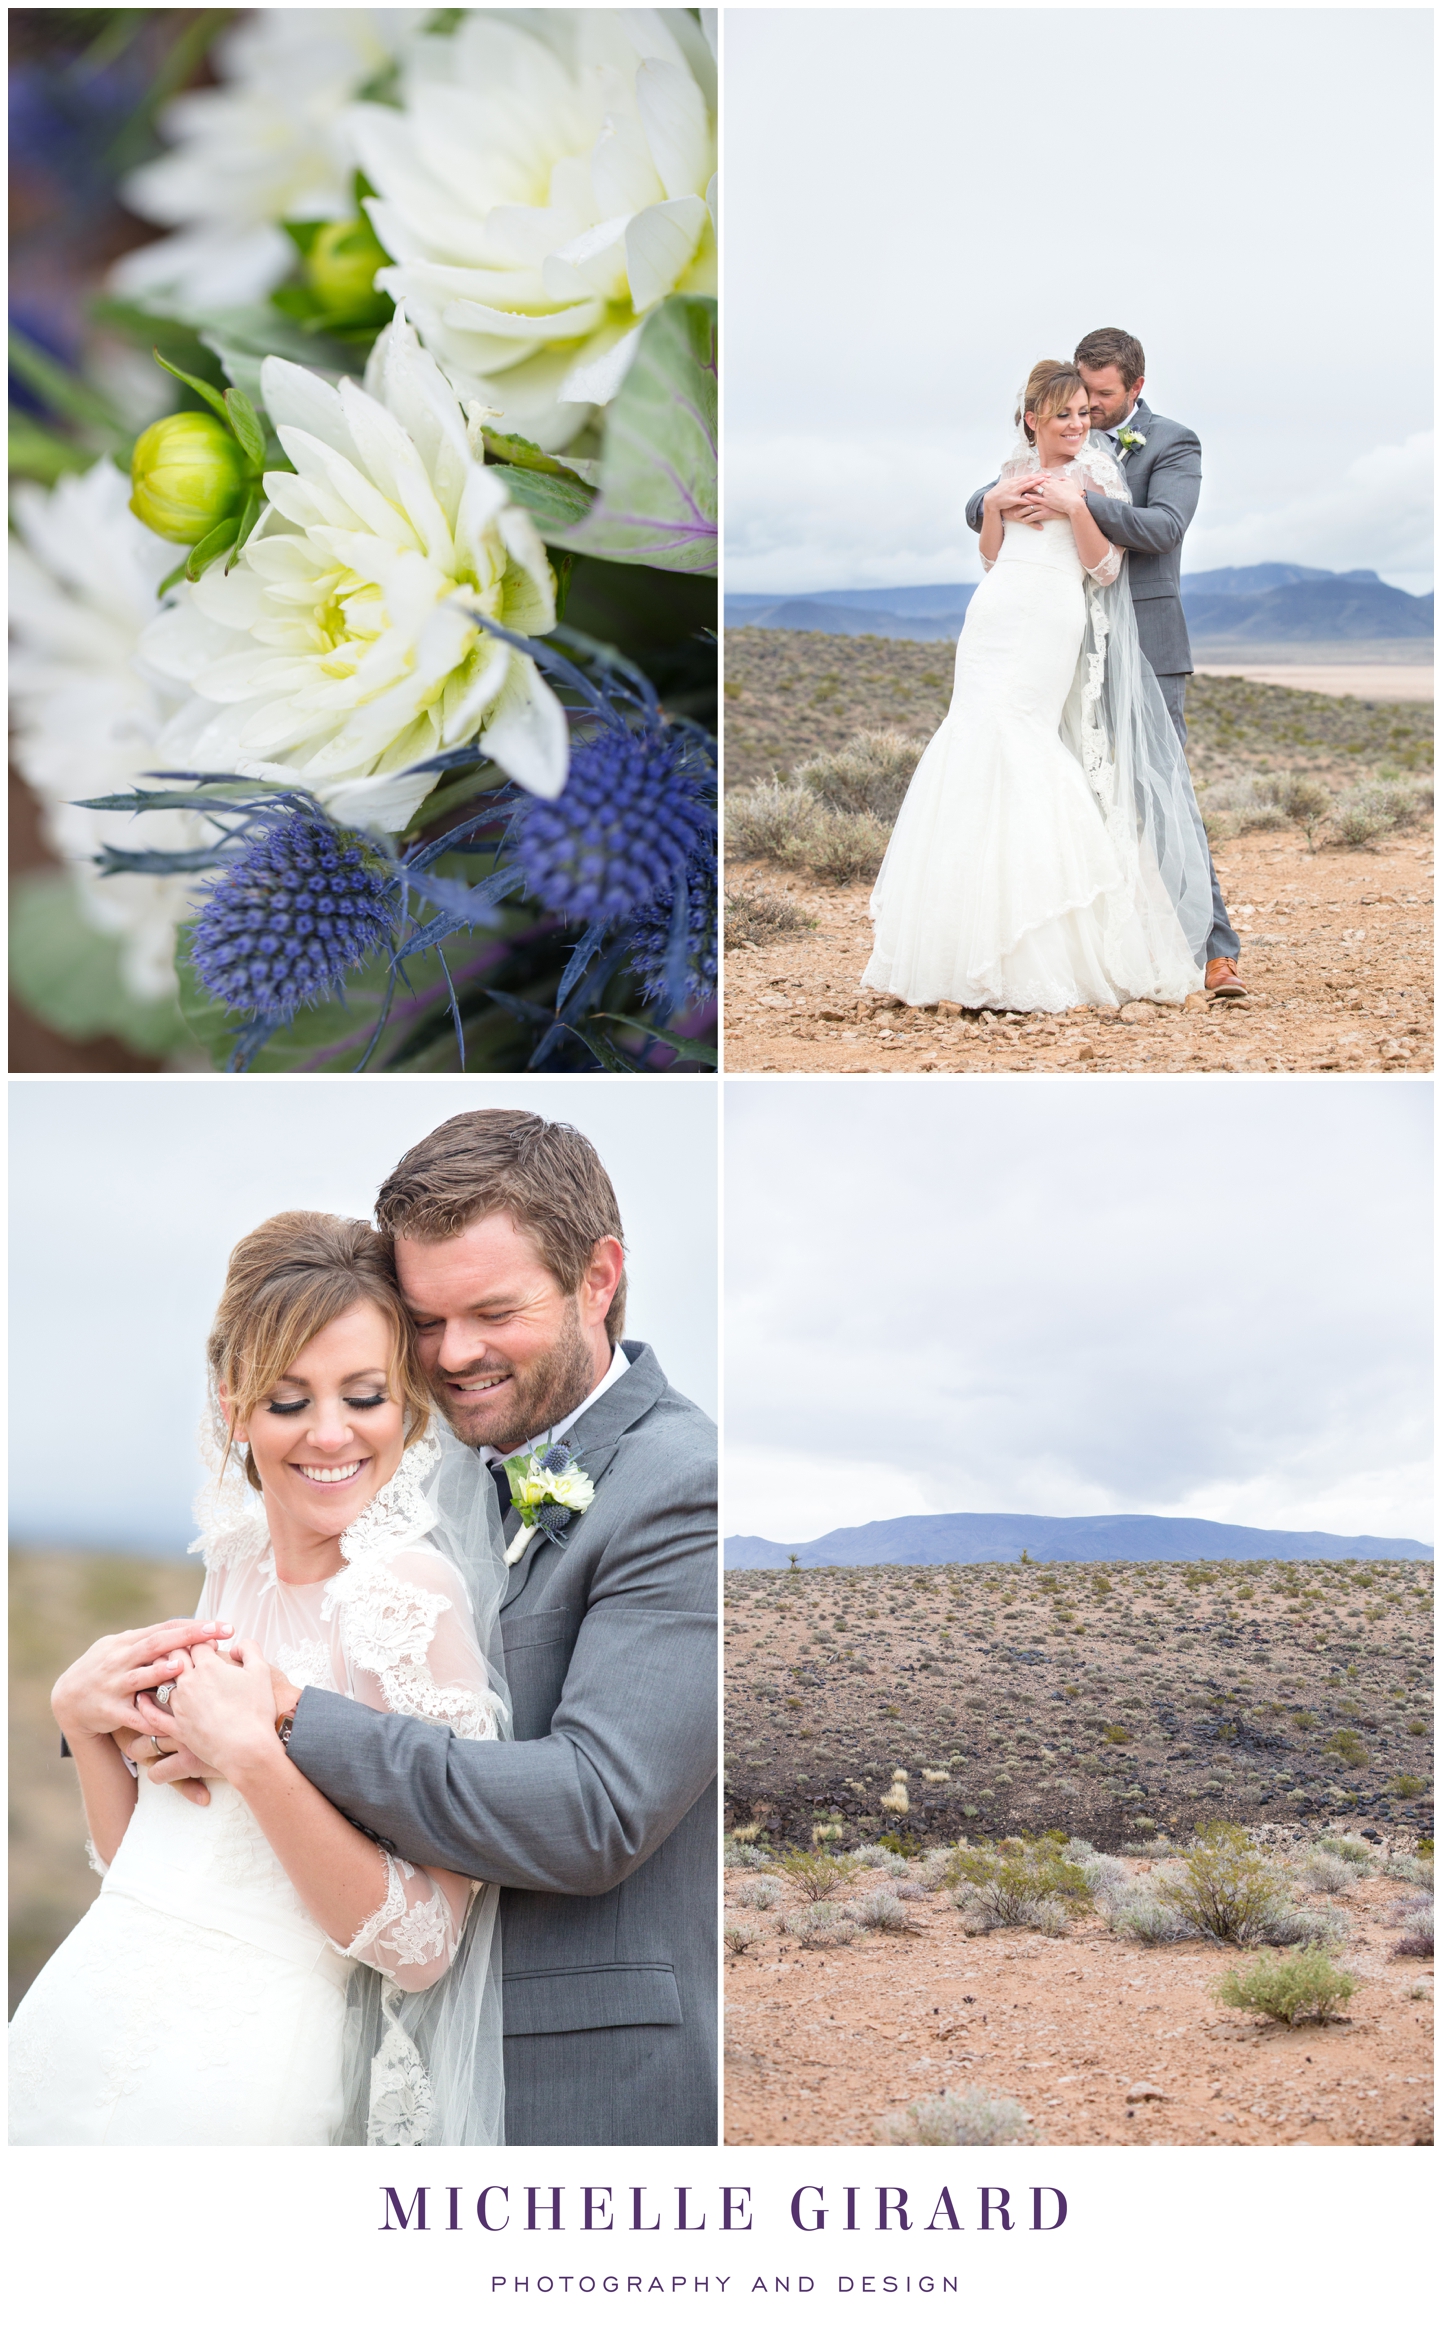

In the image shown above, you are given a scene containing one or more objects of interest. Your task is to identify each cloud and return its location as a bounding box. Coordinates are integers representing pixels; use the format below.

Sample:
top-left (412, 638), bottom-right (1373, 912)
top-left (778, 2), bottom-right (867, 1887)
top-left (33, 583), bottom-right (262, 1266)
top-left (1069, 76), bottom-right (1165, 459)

top-left (1185, 434), bottom-right (1434, 597)
top-left (727, 429), bottom-right (1435, 601)
top-left (724, 1083), bottom-right (1433, 1548)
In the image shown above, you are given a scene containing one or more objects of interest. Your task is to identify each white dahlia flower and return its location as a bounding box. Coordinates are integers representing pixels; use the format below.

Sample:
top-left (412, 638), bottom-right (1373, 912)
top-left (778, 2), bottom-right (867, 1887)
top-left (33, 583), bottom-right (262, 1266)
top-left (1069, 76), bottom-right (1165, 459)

top-left (350, 7), bottom-right (718, 450)
top-left (9, 460), bottom-right (207, 1001)
top-left (141, 314), bottom-right (567, 833)
top-left (111, 9), bottom-right (418, 310)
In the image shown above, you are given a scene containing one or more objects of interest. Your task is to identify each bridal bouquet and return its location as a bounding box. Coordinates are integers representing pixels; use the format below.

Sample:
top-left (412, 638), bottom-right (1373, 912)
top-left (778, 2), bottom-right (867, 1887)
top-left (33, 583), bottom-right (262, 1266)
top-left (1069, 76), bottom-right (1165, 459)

top-left (10, 8), bottom-right (717, 1073)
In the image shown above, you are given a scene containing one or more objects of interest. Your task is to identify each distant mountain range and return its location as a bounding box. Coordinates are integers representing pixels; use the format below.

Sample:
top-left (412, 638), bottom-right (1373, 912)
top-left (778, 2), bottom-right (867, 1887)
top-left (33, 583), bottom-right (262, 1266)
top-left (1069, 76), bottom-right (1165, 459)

top-left (725, 1511), bottom-right (1433, 1569)
top-left (726, 566), bottom-right (1434, 647)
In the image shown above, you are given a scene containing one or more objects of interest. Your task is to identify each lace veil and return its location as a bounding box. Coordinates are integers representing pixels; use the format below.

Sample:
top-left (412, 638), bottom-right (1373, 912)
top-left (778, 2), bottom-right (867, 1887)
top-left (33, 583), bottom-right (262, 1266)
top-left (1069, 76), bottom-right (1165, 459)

top-left (996, 424), bottom-right (1215, 962)
top-left (192, 1414), bottom-right (511, 2146)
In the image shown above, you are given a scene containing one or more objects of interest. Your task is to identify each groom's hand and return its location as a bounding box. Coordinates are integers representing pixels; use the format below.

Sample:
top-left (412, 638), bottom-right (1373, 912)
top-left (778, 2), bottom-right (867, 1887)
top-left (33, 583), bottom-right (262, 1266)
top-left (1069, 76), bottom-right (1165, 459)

top-left (129, 1731), bottom-right (215, 1807)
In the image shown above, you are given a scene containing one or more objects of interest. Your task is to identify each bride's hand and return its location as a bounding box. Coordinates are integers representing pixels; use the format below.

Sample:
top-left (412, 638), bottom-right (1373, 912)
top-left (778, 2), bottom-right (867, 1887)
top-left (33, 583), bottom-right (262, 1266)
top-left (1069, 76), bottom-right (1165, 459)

top-left (147, 1638), bottom-right (281, 1783)
top-left (1021, 472), bottom-right (1086, 518)
top-left (51, 1617), bottom-right (234, 1740)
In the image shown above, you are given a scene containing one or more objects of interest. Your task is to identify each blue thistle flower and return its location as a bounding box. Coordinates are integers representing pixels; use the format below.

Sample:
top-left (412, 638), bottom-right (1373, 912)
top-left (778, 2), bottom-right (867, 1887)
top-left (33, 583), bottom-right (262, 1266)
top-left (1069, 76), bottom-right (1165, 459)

top-left (188, 813), bottom-right (396, 1021)
top-left (540, 1444), bottom-right (573, 1473)
top-left (515, 723), bottom-right (715, 921)
top-left (628, 837), bottom-right (718, 1009)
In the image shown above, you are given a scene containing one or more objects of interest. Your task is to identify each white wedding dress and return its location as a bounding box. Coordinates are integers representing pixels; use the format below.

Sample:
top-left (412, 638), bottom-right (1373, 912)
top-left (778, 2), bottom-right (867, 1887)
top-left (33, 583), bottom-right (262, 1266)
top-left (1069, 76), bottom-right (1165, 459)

top-left (10, 1427), bottom-right (508, 2146)
top-left (863, 439), bottom-right (1210, 1012)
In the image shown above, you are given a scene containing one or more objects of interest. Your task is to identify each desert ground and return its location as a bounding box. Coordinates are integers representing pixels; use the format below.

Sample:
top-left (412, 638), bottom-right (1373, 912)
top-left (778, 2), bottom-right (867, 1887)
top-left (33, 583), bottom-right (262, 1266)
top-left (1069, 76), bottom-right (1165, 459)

top-left (722, 1557), bottom-right (1433, 2146)
top-left (722, 632), bottom-right (1434, 1076)
top-left (9, 1549), bottom-right (191, 2013)
top-left (1194, 664), bottom-right (1433, 702)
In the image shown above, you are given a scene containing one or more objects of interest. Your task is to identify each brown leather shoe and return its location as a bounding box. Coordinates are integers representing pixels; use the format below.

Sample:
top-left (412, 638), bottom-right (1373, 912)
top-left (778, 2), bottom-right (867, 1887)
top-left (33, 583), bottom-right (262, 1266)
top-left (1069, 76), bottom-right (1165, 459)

top-left (1205, 957), bottom-right (1248, 997)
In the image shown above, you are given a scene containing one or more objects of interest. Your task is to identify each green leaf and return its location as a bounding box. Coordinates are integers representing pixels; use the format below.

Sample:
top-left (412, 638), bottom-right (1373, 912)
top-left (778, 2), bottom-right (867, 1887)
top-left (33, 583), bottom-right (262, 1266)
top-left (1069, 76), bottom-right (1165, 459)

top-left (224, 387), bottom-right (266, 466)
top-left (597, 1013), bottom-right (717, 1067)
top-left (481, 428), bottom-right (587, 480)
top-left (9, 872), bottom-right (188, 1056)
top-left (184, 514), bottom-right (241, 583)
top-left (281, 220), bottom-right (325, 259)
top-left (8, 329), bottom-right (130, 446)
top-left (548, 296), bottom-right (717, 575)
top-left (153, 349), bottom-right (234, 429)
top-left (8, 415), bottom-right (102, 484)
top-left (225, 489), bottom-right (263, 570)
top-left (495, 463), bottom-right (597, 532)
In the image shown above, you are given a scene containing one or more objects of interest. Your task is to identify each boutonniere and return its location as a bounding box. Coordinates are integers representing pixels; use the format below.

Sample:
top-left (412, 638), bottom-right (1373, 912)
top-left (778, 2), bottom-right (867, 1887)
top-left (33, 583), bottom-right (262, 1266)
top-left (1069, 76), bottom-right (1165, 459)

top-left (502, 1442), bottom-right (595, 1564)
top-left (1116, 427), bottom-right (1147, 455)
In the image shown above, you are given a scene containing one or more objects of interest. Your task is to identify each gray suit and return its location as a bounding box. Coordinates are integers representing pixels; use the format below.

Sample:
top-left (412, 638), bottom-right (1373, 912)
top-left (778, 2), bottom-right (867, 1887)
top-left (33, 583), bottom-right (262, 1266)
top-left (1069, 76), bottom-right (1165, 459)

top-left (966, 398), bottom-right (1237, 960)
top-left (286, 1341), bottom-right (718, 2146)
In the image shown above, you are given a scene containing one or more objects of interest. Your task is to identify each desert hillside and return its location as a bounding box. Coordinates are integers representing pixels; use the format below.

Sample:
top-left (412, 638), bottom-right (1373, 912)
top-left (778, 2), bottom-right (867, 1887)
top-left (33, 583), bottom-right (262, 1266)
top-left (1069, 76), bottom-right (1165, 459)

top-left (723, 1557), bottom-right (1433, 2147)
top-left (723, 633), bottom-right (1433, 1075)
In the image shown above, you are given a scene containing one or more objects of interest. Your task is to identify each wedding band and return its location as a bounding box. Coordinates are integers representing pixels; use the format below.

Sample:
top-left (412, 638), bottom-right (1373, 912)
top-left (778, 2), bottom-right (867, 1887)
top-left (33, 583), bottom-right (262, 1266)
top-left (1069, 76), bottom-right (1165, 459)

top-left (150, 1736), bottom-right (164, 1753)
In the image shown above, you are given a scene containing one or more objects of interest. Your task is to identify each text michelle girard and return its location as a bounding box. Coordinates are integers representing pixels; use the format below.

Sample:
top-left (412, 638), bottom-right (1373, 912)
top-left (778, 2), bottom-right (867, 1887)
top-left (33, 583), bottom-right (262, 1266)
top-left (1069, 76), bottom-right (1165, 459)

top-left (377, 2186), bottom-right (1070, 2234)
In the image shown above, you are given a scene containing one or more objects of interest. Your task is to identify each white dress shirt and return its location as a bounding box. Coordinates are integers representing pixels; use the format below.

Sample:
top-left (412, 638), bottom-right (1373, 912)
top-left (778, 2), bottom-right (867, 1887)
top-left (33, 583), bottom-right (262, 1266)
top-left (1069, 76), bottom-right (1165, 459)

top-left (477, 1340), bottom-right (630, 1466)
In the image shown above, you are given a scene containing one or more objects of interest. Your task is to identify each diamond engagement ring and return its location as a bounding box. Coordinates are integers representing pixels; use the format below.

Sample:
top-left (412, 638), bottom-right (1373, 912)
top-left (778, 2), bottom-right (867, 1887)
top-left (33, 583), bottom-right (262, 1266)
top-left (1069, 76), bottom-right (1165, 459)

top-left (154, 1682), bottom-right (175, 1709)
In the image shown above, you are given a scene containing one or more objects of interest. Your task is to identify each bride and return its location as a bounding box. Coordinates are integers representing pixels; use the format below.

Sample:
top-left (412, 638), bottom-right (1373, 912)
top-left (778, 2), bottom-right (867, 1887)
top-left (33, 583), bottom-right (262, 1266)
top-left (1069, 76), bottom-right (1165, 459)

top-left (10, 1212), bottom-right (509, 2146)
top-left (863, 360), bottom-right (1215, 1013)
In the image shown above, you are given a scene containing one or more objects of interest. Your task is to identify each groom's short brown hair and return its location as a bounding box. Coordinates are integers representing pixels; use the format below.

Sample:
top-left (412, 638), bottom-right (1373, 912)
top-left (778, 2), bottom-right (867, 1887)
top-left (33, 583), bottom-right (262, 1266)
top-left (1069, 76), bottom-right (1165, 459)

top-left (1074, 327), bottom-right (1146, 389)
top-left (376, 1110), bottom-right (628, 1338)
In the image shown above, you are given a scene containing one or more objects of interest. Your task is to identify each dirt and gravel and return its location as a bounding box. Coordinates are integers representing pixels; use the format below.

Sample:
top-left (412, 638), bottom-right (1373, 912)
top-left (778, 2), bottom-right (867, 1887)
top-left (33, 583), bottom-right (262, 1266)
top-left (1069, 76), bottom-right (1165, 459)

top-left (722, 1557), bottom-right (1433, 2146)
top-left (724, 1856), bottom-right (1433, 2148)
top-left (722, 633), bottom-right (1434, 1075)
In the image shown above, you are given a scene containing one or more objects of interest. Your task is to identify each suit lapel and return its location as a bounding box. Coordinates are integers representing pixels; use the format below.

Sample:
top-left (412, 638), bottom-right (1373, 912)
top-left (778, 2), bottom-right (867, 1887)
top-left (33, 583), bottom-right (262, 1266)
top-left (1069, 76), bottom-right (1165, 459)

top-left (499, 1341), bottom-right (665, 1607)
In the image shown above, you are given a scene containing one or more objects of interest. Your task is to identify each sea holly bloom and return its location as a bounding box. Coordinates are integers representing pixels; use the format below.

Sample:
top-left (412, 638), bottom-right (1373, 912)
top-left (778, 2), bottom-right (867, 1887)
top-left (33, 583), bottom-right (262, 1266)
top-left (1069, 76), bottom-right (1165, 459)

top-left (141, 314), bottom-right (569, 833)
top-left (349, 7), bottom-right (718, 450)
top-left (187, 813), bottom-right (397, 1023)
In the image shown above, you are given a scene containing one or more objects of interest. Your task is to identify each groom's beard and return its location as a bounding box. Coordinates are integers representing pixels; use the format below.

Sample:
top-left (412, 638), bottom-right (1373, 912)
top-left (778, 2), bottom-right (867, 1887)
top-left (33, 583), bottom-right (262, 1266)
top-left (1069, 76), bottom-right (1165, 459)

top-left (429, 1300), bottom-right (599, 1453)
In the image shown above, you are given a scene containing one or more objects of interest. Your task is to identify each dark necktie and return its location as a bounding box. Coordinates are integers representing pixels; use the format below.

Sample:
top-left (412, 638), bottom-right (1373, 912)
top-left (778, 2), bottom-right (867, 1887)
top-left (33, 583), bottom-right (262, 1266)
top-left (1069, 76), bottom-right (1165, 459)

top-left (488, 1459), bottom-right (512, 1520)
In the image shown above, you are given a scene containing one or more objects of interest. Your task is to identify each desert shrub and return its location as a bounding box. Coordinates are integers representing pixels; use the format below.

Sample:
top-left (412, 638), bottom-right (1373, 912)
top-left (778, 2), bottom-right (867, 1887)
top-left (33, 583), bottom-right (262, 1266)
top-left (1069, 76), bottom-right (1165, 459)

top-left (914, 1847), bottom-right (960, 1892)
top-left (1325, 783), bottom-right (1398, 849)
top-left (1104, 1887), bottom-right (1191, 1945)
top-left (1301, 1852), bottom-right (1357, 1895)
top-left (1385, 1853), bottom-right (1433, 1890)
top-left (1271, 770), bottom-right (1334, 846)
top-left (846, 1890), bottom-right (920, 1934)
top-left (1390, 1774), bottom-right (1428, 1799)
top-left (945, 1836), bottom-right (1093, 1927)
top-left (1132, 1835), bottom-right (1178, 1860)
top-left (779, 1902), bottom-right (856, 1948)
top-left (874, 1831), bottom-right (924, 1859)
top-left (779, 1850), bottom-right (849, 1901)
top-left (724, 1840), bottom-right (772, 1869)
top-left (1063, 1843), bottom-right (1131, 1897)
top-left (1326, 1729), bottom-right (1369, 1768)
top-left (725, 778), bottom-right (823, 863)
top-left (848, 1843), bottom-right (911, 1873)
top-left (795, 728), bottom-right (922, 823)
top-left (1256, 1900), bottom-right (1349, 1948)
top-left (1387, 1897), bottom-right (1433, 1957)
top-left (724, 1922), bottom-right (759, 1956)
top-left (1155, 1822), bottom-right (1290, 1944)
top-left (806, 808), bottom-right (891, 886)
top-left (1101, 1723), bottom-right (1132, 1744)
top-left (1214, 1947), bottom-right (1356, 2025)
top-left (876, 2085), bottom-right (1034, 2146)
top-left (735, 1877), bottom-right (783, 1910)
top-left (724, 882), bottom-right (815, 950)
top-left (1316, 1832), bottom-right (1373, 1865)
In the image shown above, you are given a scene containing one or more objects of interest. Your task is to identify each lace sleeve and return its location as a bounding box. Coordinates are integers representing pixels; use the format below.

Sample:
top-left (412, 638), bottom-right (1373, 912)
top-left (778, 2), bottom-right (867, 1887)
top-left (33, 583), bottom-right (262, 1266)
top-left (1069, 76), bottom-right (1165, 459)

top-left (1085, 545), bottom-right (1124, 584)
top-left (330, 1544), bottom-right (507, 1740)
top-left (344, 1846), bottom-right (477, 1993)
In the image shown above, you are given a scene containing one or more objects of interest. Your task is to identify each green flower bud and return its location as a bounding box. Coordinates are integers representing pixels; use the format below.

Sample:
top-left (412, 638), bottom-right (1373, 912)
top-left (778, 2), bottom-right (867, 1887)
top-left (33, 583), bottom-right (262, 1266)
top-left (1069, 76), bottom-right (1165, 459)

top-left (129, 411), bottom-right (248, 545)
top-left (304, 216), bottom-right (393, 326)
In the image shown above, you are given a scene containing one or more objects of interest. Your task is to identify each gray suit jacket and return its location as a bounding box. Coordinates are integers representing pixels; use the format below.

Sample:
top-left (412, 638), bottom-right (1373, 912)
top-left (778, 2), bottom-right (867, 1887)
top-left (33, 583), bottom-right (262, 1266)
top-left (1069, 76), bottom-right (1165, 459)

top-left (286, 1341), bottom-right (717, 2146)
top-left (965, 399), bottom-right (1202, 674)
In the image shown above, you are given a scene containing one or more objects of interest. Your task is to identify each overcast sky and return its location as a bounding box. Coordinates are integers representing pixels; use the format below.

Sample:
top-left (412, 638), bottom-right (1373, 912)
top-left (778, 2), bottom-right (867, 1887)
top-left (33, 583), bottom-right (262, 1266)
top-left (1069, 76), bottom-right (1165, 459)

top-left (725, 6), bottom-right (1434, 596)
top-left (10, 1080), bottom-right (716, 1553)
top-left (725, 1080), bottom-right (1432, 1548)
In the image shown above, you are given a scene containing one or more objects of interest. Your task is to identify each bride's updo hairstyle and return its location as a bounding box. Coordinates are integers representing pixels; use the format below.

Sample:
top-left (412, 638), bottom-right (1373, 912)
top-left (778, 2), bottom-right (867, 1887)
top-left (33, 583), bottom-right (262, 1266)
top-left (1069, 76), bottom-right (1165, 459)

top-left (208, 1211), bottom-right (433, 1491)
top-left (1017, 360), bottom-right (1087, 446)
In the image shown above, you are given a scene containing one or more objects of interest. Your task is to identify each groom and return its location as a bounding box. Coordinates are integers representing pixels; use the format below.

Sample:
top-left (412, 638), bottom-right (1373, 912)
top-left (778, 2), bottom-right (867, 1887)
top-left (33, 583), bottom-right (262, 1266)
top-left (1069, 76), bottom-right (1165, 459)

top-left (153, 1109), bottom-right (717, 2146)
top-left (967, 324), bottom-right (1246, 997)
